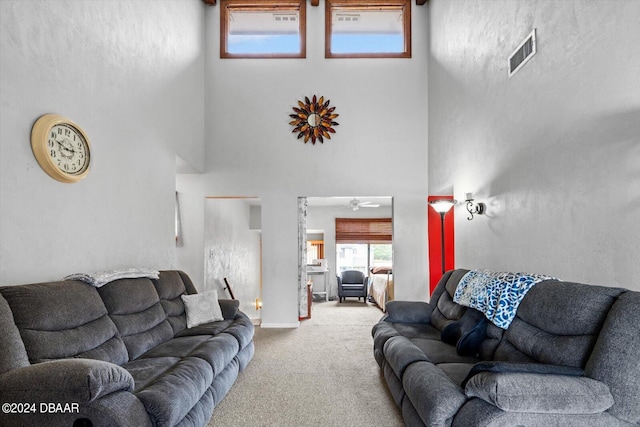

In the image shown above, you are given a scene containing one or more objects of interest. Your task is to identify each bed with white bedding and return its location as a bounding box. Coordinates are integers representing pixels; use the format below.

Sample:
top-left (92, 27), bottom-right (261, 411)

top-left (369, 268), bottom-right (393, 312)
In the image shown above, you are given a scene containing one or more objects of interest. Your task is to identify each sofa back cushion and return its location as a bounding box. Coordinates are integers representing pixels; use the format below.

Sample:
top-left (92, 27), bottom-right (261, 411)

top-left (585, 290), bottom-right (640, 424)
top-left (493, 280), bottom-right (624, 367)
top-left (152, 270), bottom-right (195, 335)
top-left (0, 281), bottom-right (128, 365)
top-left (429, 269), bottom-right (470, 331)
top-left (429, 269), bottom-right (504, 359)
top-left (98, 278), bottom-right (173, 360)
top-left (0, 293), bottom-right (30, 374)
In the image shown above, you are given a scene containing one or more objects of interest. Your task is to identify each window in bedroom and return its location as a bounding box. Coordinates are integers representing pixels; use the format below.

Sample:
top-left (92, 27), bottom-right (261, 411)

top-left (335, 218), bottom-right (392, 273)
top-left (220, 0), bottom-right (306, 58)
top-left (325, 0), bottom-right (411, 58)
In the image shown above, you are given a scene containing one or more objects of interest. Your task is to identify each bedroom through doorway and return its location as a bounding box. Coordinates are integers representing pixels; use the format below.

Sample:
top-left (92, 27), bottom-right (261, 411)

top-left (299, 197), bottom-right (394, 315)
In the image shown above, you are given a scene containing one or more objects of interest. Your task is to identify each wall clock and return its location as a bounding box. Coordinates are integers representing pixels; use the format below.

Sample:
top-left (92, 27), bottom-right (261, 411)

top-left (31, 114), bottom-right (91, 183)
top-left (289, 95), bottom-right (339, 144)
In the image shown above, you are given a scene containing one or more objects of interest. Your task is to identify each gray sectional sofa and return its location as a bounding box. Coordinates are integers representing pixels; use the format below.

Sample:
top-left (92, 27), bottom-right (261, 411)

top-left (373, 269), bottom-right (640, 427)
top-left (0, 270), bottom-right (254, 427)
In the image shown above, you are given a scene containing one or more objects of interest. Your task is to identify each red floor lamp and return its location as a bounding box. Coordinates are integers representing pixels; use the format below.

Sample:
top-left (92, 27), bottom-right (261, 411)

top-left (429, 199), bottom-right (457, 275)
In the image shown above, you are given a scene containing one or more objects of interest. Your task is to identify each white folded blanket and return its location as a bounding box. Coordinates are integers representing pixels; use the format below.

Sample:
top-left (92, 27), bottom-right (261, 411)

top-left (63, 268), bottom-right (160, 287)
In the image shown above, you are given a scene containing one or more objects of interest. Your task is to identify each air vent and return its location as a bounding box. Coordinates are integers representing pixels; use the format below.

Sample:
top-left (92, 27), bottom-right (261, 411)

top-left (336, 14), bottom-right (360, 23)
top-left (508, 29), bottom-right (536, 78)
top-left (274, 14), bottom-right (297, 22)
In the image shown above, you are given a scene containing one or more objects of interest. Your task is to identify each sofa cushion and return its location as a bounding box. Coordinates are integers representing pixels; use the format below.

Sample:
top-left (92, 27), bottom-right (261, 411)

top-left (182, 290), bottom-right (224, 328)
top-left (153, 270), bottom-right (191, 335)
top-left (176, 319), bottom-right (234, 338)
top-left (125, 357), bottom-right (213, 427)
top-left (585, 290), bottom-right (640, 424)
top-left (0, 293), bottom-right (30, 374)
top-left (429, 270), bottom-right (470, 331)
top-left (98, 278), bottom-right (173, 360)
top-left (437, 362), bottom-right (475, 388)
top-left (452, 396), bottom-right (623, 427)
top-left (389, 322), bottom-right (441, 341)
top-left (493, 281), bottom-right (624, 367)
top-left (0, 281), bottom-right (128, 365)
top-left (136, 333), bottom-right (238, 377)
top-left (0, 359), bottom-right (134, 403)
top-left (217, 311), bottom-right (255, 350)
top-left (465, 371), bottom-right (614, 414)
top-left (411, 338), bottom-right (478, 365)
top-left (219, 299), bottom-right (240, 320)
top-left (384, 335), bottom-right (430, 379)
top-left (403, 361), bottom-right (468, 426)
top-left (441, 307), bottom-right (487, 357)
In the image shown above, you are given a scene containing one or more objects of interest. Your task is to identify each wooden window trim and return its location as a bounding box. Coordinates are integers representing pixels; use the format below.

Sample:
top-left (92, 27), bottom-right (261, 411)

top-left (325, 0), bottom-right (411, 59)
top-left (220, 0), bottom-right (307, 59)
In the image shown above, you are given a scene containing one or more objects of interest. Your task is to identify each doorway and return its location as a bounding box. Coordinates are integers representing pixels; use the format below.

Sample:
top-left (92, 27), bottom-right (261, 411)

top-left (300, 197), bottom-right (393, 313)
top-left (204, 197), bottom-right (262, 322)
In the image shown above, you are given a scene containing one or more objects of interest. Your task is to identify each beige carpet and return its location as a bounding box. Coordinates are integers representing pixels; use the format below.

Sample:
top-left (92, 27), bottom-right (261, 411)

top-left (207, 300), bottom-right (404, 427)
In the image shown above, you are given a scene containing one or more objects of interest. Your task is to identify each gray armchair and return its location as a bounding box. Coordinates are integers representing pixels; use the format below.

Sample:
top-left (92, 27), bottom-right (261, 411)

top-left (337, 270), bottom-right (369, 303)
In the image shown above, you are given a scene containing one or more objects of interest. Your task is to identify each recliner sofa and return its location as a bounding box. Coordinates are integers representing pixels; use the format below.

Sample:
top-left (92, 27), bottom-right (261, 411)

top-left (0, 270), bottom-right (254, 427)
top-left (372, 269), bottom-right (640, 426)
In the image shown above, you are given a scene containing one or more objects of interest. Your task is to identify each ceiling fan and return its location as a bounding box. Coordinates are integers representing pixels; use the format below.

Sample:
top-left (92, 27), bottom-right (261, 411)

top-left (348, 198), bottom-right (380, 211)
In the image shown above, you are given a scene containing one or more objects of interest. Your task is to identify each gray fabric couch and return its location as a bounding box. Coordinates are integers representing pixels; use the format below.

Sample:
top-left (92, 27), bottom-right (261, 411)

top-left (372, 269), bottom-right (640, 427)
top-left (0, 270), bottom-right (254, 427)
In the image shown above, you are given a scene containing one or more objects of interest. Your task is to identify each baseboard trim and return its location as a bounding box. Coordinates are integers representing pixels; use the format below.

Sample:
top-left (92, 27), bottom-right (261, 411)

top-left (260, 322), bottom-right (300, 329)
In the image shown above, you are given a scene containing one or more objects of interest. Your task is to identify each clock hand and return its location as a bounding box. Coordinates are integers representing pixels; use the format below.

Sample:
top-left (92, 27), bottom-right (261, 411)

top-left (56, 139), bottom-right (76, 154)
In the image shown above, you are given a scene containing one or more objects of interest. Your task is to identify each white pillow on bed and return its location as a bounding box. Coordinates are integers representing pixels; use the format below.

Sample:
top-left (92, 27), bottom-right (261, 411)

top-left (181, 290), bottom-right (224, 328)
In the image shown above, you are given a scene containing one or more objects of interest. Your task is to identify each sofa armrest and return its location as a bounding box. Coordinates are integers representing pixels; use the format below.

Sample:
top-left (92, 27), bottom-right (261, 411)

top-left (461, 361), bottom-right (584, 388)
top-left (218, 298), bottom-right (240, 320)
top-left (465, 371), bottom-right (614, 414)
top-left (0, 359), bottom-right (134, 404)
top-left (385, 300), bottom-right (433, 324)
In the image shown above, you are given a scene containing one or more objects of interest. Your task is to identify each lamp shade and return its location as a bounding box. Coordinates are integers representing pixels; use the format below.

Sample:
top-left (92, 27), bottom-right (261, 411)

top-left (429, 199), bottom-right (457, 213)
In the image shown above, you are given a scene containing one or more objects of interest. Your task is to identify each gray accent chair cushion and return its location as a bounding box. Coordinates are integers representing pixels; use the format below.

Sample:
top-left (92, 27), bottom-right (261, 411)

top-left (337, 270), bottom-right (368, 302)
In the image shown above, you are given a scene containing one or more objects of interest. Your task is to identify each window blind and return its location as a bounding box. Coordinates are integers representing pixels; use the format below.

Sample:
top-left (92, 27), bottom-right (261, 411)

top-left (335, 218), bottom-right (392, 243)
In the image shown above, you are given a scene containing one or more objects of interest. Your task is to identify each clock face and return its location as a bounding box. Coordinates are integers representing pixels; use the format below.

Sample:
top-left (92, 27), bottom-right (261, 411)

top-left (31, 114), bottom-right (92, 183)
top-left (48, 124), bottom-right (90, 175)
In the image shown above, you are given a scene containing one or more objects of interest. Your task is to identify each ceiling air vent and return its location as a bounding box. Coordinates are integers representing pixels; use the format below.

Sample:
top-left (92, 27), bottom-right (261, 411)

top-left (508, 29), bottom-right (536, 78)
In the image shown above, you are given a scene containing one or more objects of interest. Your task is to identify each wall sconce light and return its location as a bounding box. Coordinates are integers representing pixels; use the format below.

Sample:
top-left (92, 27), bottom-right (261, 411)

top-left (464, 193), bottom-right (485, 221)
top-left (255, 298), bottom-right (262, 310)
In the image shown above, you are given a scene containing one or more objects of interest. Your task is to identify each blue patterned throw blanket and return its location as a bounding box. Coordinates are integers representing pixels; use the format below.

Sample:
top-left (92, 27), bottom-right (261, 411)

top-left (453, 270), bottom-right (554, 329)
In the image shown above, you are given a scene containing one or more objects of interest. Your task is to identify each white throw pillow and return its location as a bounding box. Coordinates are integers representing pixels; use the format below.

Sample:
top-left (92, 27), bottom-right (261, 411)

top-left (181, 290), bottom-right (224, 328)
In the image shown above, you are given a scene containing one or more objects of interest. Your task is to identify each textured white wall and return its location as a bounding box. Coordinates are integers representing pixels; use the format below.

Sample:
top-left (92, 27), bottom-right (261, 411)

top-left (176, 174), bottom-right (205, 289)
top-left (0, 0), bottom-right (205, 284)
top-left (204, 199), bottom-right (262, 320)
top-left (428, 0), bottom-right (640, 290)
top-left (204, 4), bottom-right (430, 325)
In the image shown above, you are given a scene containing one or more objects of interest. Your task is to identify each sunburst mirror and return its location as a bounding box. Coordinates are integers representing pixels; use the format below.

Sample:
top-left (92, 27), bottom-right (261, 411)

top-left (289, 95), bottom-right (339, 144)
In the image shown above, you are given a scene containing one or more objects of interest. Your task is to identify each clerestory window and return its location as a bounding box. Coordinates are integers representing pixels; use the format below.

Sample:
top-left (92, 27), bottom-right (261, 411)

top-left (220, 0), bottom-right (306, 58)
top-left (325, 0), bottom-right (411, 58)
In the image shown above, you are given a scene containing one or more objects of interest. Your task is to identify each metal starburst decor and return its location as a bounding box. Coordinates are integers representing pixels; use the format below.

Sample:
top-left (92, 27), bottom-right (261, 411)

top-left (289, 95), bottom-right (339, 144)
